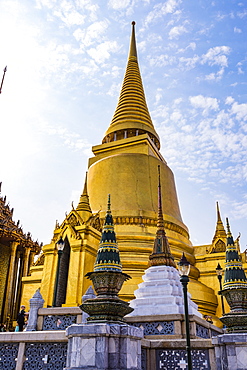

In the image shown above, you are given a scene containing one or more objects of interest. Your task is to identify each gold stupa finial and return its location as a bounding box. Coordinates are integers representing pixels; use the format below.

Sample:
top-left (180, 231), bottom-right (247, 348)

top-left (129, 21), bottom-right (137, 60)
top-left (216, 201), bottom-right (221, 221)
top-left (102, 22), bottom-right (160, 149)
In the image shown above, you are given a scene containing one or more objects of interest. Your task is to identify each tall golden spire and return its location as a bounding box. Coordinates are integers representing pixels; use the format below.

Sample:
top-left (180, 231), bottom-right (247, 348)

top-left (212, 202), bottom-right (227, 244)
top-left (76, 172), bottom-right (92, 220)
top-left (149, 166), bottom-right (176, 267)
top-left (103, 21), bottom-right (160, 149)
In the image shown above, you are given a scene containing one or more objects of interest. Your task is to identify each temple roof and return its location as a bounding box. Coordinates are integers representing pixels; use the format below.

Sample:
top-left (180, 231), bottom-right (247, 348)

top-left (94, 195), bottom-right (122, 272)
top-left (223, 217), bottom-right (247, 289)
top-left (103, 22), bottom-right (160, 149)
top-left (149, 166), bottom-right (176, 268)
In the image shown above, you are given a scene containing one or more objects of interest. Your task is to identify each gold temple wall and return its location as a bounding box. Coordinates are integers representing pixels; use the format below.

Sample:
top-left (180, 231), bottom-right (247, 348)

top-left (0, 244), bottom-right (11, 318)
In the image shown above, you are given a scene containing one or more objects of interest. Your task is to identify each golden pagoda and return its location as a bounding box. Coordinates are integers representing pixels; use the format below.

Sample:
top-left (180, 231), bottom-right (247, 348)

top-left (20, 22), bottom-right (247, 325)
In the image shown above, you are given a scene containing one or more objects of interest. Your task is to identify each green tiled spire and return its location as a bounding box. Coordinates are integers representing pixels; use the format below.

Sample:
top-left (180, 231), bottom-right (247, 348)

top-left (94, 195), bottom-right (122, 272)
top-left (223, 217), bottom-right (247, 289)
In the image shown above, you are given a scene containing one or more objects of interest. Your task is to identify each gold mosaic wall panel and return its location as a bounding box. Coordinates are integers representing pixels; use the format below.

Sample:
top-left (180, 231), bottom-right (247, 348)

top-left (0, 244), bottom-right (10, 317)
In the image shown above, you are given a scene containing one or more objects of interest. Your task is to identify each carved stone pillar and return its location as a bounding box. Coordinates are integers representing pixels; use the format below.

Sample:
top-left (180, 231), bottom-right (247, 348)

top-left (26, 289), bottom-right (44, 331)
top-left (3, 241), bottom-right (18, 325)
top-left (22, 247), bottom-right (31, 277)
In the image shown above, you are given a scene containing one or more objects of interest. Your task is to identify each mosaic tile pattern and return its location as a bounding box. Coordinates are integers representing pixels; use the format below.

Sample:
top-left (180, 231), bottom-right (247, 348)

top-left (23, 342), bottom-right (67, 370)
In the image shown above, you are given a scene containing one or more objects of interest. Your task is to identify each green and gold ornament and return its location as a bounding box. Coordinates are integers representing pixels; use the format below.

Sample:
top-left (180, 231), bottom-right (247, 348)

top-left (223, 218), bottom-right (247, 290)
top-left (94, 194), bottom-right (122, 272)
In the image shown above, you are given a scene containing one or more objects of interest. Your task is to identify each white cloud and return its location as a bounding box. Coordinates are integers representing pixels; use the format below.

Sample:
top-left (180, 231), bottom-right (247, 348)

top-left (230, 102), bottom-right (247, 121)
top-left (237, 9), bottom-right (247, 18)
top-left (103, 65), bottom-right (122, 78)
top-left (179, 55), bottom-right (200, 69)
top-left (213, 110), bottom-right (234, 128)
top-left (170, 110), bottom-right (183, 122)
top-left (173, 98), bottom-right (183, 106)
top-left (53, 5), bottom-right (85, 27)
top-left (234, 27), bottom-right (242, 33)
top-left (149, 54), bottom-right (176, 67)
top-left (73, 20), bottom-right (109, 47)
top-left (169, 25), bottom-right (188, 39)
top-left (225, 96), bottom-right (234, 105)
top-left (41, 122), bottom-right (91, 152)
top-left (201, 46), bottom-right (231, 67)
top-left (145, 0), bottom-right (181, 25)
top-left (155, 88), bottom-right (163, 104)
top-left (231, 200), bottom-right (247, 220)
top-left (177, 42), bottom-right (196, 53)
top-left (108, 0), bottom-right (131, 9)
top-left (107, 82), bottom-right (121, 97)
top-left (87, 40), bottom-right (119, 64)
top-left (189, 95), bottom-right (219, 115)
top-left (205, 67), bottom-right (225, 81)
top-left (37, 0), bottom-right (99, 24)
top-left (137, 41), bottom-right (146, 53)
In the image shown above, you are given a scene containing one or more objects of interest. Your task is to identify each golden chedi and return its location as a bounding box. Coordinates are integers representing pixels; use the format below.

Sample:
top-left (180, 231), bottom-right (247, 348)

top-left (86, 22), bottom-right (217, 313)
top-left (21, 22), bottom-right (222, 320)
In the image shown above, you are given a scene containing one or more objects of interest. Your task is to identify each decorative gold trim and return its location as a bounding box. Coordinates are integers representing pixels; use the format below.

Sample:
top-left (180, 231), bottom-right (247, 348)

top-left (112, 216), bottom-right (189, 239)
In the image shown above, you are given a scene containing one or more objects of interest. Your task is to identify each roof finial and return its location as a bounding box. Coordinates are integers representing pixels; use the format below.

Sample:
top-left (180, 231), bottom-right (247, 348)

top-left (157, 165), bottom-right (164, 230)
top-left (129, 21), bottom-right (137, 60)
top-left (211, 201), bottom-right (227, 249)
top-left (226, 217), bottom-right (233, 240)
top-left (216, 201), bottom-right (221, 221)
top-left (0, 66), bottom-right (7, 94)
top-left (107, 194), bottom-right (111, 213)
top-left (76, 172), bottom-right (92, 218)
top-left (149, 166), bottom-right (176, 267)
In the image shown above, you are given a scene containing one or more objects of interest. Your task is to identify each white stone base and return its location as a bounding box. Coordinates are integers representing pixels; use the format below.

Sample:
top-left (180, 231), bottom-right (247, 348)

top-left (213, 333), bottom-right (247, 370)
top-left (65, 323), bottom-right (143, 370)
top-left (127, 265), bottom-right (201, 317)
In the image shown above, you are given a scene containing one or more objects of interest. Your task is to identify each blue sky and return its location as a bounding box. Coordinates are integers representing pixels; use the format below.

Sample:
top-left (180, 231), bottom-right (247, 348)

top-left (0, 0), bottom-right (246, 250)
